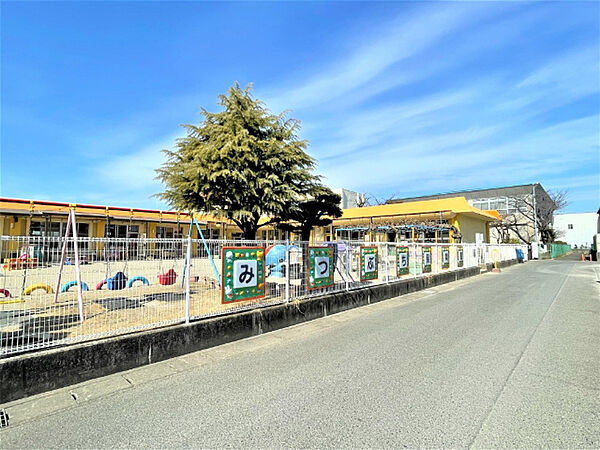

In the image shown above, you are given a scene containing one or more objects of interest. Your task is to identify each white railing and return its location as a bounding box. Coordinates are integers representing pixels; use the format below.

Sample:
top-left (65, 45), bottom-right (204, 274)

top-left (0, 236), bottom-right (526, 357)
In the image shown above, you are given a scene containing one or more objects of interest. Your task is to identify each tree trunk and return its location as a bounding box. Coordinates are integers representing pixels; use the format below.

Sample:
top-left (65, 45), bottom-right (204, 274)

top-left (235, 219), bottom-right (258, 240)
top-left (243, 226), bottom-right (257, 240)
top-left (300, 228), bottom-right (311, 242)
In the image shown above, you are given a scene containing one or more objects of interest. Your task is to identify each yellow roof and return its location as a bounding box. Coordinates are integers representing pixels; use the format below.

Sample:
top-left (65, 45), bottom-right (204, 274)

top-left (338, 197), bottom-right (498, 222)
top-left (484, 209), bottom-right (503, 221)
top-left (0, 197), bottom-right (233, 225)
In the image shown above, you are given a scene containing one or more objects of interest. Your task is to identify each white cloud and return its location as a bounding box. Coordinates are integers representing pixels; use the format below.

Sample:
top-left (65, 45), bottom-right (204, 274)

top-left (264, 4), bottom-right (503, 111)
top-left (95, 132), bottom-right (182, 192)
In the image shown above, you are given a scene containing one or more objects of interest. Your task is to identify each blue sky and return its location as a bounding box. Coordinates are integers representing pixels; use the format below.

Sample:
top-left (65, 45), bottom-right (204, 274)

top-left (1, 1), bottom-right (599, 213)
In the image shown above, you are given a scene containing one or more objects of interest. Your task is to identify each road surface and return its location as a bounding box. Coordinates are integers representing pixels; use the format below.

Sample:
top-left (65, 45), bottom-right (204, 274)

top-left (2, 257), bottom-right (599, 448)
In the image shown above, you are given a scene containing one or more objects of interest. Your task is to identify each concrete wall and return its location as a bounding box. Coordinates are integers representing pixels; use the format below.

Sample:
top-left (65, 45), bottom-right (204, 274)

top-left (333, 188), bottom-right (365, 209)
top-left (553, 213), bottom-right (597, 248)
top-left (0, 262), bottom-right (519, 404)
top-left (455, 214), bottom-right (488, 243)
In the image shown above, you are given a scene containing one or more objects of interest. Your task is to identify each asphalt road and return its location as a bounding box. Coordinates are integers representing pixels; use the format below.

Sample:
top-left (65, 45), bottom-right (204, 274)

top-left (2, 258), bottom-right (599, 448)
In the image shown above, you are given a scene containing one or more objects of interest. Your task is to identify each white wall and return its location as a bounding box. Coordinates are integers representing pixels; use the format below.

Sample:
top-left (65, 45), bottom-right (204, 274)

top-left (333, 188), bottom-right (365, 209)
top-left (553, 213), bottom-right (597, 248)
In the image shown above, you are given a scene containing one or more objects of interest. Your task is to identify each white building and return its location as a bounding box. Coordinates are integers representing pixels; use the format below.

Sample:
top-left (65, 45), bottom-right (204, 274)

top-left (553, 212), bottom-right (598, 248)
top-left (332, 188), bottom-right (365, 210)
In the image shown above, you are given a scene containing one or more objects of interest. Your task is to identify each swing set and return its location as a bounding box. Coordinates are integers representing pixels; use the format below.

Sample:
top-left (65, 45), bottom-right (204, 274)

top-left (181, 218), bottom-right (221, 288)
top-left (2, 213), bottom-right (222, 314)
top-left (96, 210), bottom-right (149, 290)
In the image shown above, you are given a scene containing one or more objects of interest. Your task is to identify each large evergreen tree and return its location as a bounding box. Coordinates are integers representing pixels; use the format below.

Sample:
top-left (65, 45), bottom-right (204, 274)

top-left (156, 83), bottom-right (317, 239)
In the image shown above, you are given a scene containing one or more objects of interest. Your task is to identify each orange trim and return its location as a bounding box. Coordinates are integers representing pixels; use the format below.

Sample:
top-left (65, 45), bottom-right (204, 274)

top-left (0, 197), bottom-right (234, 226)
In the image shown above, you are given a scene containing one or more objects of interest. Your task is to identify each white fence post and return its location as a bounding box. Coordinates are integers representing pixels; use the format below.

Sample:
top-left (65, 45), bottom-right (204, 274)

top-left (345, 241), bottom-right (350, 291)
top-left (385, 243), bottom-right (390, 283)
top-left (185, 235), bottom-right (191, 324)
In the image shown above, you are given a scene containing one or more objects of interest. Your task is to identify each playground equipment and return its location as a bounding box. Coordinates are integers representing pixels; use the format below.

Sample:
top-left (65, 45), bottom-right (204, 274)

top-left (52, 208), bottom-right (85, 321)
top-left (0, 289), bottom-right (24, 305)
top-left (107, 271), bottom-right (128, 290)
top-left (266, 244), bottom-right (286, 277)
top-left (126, 276), bottom-right (150, 288)
top-left (24, 283), bottom-right (54, 295)
top-left (96, 272), bottom-right (128, 290)
top-left (60, 281), bottom-right (90, 293)
top-left (158, 268), bottom-right (177, 286)
top-left (96, 217), bottom-right (138, 290)
top-left (266, 244), bottom-right (286, 266)
top-left (157, 244), bottom-right (178, 286)
top-left (264, 244), bottom-right (302, 277)
top-left (181, 218), bottom-right (221, 288)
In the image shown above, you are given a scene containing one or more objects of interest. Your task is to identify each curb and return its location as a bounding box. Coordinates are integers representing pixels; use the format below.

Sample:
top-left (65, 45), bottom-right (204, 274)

top-left (1, 261), bottom-right (517, 404)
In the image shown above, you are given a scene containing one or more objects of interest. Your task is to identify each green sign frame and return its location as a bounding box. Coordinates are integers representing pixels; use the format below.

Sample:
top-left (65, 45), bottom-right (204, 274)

top-left (396, 246), bottom-right (409, 276)
top-left (422, 246), bottom-right (432, 273)
top-left (307, 246), bottom-right (335, 290)
top-left (457, 246), bottom-right (464, 267)
top-left (441, 246), bottom-right (450, 269)
top-left (360, 246), bottom-right (379, 281)
top-left (222, 246), bottom-right (265, 304)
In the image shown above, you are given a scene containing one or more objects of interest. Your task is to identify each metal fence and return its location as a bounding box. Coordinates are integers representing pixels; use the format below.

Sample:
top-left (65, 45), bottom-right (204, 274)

top-left (0, 236), bottom-right (526, 357)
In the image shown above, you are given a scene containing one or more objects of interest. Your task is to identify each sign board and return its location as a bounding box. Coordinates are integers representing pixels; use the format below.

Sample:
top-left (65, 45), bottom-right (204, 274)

top-left (396, 246), bottom-right (409, 276)
top-left (222, 247), bottom-right (265, 303)
top-left (457, 246), bottom-right (464, 267)
top-left (360, 246), bottom-right (378, 281)
top-left (441, 246), bottom-right (450, 269)
top-left (422, 247), bottom-right (432, 273)
top-left (307, 246), bottom-right (334, 290)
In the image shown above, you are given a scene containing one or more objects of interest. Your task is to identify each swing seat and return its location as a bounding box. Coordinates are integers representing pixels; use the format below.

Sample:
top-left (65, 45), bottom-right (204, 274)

top-left (127, 276), bottom-right (150, 288)
top-left (107, 271), bottom-right (128, 290)
top-left (96, 279), bottom-right (107, 290)
top-left (158, 268), bottom-right (177, 286)
top-left (60, 281), bottom-right (89, 293)
top-left (23, 283), bottom-right (54, 295)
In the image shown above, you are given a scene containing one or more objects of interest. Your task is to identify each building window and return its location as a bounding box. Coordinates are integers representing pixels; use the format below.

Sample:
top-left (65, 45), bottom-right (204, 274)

top-left (568, 224), bottom-right (573, 229)
top-left (156, 226), bottom-right (174, 239)
top-left (30, 220), bottom-right (45, 236)
top-left (105, 224), bottom-right (129, 238)
top-left (76, 223), bottom-right (89, 237)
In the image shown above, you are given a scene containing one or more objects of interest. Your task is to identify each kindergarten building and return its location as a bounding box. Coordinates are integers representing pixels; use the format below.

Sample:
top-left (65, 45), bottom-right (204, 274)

top-left (313, 197), bottom-right (499, 243)
top-left (0, 198), bottom-right (238, 263)
top-left (0, 195), bottom-right (499, 262)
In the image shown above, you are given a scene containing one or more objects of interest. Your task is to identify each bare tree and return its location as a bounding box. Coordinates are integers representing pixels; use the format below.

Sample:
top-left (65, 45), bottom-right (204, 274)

top-left (357, 192), bottom-right (399, 207)
top-left (355, 194), bottom-right (371, 208)
top-left (492, 189), bottom-right (568, 244)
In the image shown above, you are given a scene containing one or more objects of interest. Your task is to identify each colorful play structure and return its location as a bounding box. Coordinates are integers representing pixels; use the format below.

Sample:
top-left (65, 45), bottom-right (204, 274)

top-left (265, 244), bottom-right (301, 277)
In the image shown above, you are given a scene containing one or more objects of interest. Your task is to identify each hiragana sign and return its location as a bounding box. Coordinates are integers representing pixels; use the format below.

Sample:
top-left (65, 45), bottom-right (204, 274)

top-left (457, 246), bottom-right (464, 267)
top-left (360, 246), bottom-right (378, 281)
top-left (396, 246), bottom-right (409, 276)
top-left (307, 246), bottom-right (334, 290)
top-left (222, 247), bottom-right (265, 303)
top-left (422, 246), bottom-right (432, 273)
top-left (441, 246), bottom-right (450, 269)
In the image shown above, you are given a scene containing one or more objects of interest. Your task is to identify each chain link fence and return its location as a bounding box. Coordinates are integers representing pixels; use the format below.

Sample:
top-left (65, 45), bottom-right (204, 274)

top-left (0, 236), bottom-right (526, 357)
